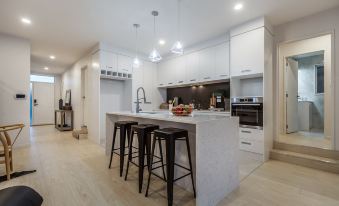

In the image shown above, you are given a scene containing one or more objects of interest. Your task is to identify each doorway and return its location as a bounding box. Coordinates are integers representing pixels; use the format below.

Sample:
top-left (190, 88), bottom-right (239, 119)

top-left (30, 75), bottom-right (55, 126)
top-left (81, 66), bottom-right (88, 127)
top-left (278, 34), bottom-right (333, 149)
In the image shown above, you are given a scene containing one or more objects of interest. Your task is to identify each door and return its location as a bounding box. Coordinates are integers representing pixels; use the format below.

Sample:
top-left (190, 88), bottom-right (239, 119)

top-left (285, 58), bottom-right (298, 133)
top-left (81, 66), bottom-right (88, 127)
top-left (32, 82), bottom-right (54, 125)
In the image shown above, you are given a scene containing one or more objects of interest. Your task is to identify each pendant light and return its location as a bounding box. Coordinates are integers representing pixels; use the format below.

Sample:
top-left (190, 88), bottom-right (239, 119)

top-left (149, 11), bottom-right (162, 62)
top-left (171, 0), bottom-right (184, 55)
top-left (132, 24), bottom-right (141, 68)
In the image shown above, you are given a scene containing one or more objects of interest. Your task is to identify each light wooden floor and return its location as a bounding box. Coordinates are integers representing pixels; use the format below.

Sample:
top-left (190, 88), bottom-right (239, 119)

top-left (0, 126), bottom-right (338, 206)
top-left (278, 131), bottom-right (332, 149)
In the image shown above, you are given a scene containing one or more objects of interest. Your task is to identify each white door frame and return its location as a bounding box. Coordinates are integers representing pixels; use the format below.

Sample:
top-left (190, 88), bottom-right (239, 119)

top-left (276, 32), bottom-right (335, 149)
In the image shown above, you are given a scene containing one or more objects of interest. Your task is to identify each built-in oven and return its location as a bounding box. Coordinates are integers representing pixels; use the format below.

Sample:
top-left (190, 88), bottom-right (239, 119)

top-left (231, 97), bottom-right (263, 129)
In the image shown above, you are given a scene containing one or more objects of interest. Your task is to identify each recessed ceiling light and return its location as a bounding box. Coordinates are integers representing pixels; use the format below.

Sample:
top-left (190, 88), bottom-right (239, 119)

top-left (44, 67), bottom-right (49, 70)
top-left (158, 39), bottom-right (166, 45)
top-left (234, 3), bottom-right (243, 11)
top-left (21, 17), bottom-right (32, 25)
top-left (92, 62), bottom-right (100, 68)
top-left (49, 55), bottom-right (55, 60)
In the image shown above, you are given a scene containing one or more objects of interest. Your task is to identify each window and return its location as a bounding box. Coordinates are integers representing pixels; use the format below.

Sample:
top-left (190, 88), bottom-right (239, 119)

top-left (315, 64), bottom-right (324, 94)
top-left (30, 74), bottom-right (55, 83)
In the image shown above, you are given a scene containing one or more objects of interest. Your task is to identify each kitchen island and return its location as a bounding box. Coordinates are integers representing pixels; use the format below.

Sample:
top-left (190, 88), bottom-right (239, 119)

top-left (106, 111), bottom-right (239, 206)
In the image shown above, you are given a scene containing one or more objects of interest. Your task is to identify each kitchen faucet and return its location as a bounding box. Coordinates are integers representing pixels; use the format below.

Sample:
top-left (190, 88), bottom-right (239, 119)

top-left (135, 87), bottom-right (151, 113)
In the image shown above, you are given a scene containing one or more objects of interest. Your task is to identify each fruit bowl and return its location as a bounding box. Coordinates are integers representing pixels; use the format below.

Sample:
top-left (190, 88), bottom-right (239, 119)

top-left (171, 104), bottom-right (193, 116)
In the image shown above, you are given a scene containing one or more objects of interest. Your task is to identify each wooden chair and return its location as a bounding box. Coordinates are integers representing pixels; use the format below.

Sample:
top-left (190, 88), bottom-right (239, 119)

top-left (0, 124), bottom-right (24, 180)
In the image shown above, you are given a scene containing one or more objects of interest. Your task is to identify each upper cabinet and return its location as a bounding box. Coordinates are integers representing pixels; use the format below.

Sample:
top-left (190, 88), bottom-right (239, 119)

top-left (185, 52), bottom-right (201, 84)
top-left (230, 27), bottom-right (265, 77)
top-left (215, 42), bottom-right (230, 79)
top-left (99, 50), bottom-right (133, 80)
top-left (117, 55), bottom-right (133, 74)
top-left (101, 51), bottom-right (118, 72)
top-left (173, 56), bottom-right (186, 85)
top-left (199, 47), bottom-right (216, 81)
top-left (157, 60), bottom-right (169, 87)
top-left (156, 42), bottom-right (230, 88)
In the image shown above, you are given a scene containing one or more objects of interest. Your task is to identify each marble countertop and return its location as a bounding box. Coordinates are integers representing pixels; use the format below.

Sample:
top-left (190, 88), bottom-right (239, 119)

top-left (106, 111), bottom-right (234, 124)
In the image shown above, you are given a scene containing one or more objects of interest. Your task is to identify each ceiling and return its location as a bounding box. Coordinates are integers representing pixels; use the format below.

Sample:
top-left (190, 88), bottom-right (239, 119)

top-left (1, 0), bottom-right (339, 74)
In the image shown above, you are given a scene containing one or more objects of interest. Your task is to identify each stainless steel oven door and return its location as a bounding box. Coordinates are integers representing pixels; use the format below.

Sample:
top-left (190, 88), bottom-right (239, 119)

top-left (231, 103), bottom-right (263, 128)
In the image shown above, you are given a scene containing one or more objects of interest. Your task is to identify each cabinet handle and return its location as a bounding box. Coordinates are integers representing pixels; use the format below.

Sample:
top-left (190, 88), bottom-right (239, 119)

top-left (203, 77), bottom-right (211, 80)
top-left (190, 79), bottom-right (196, 82)
top-left (241, 69), bottom-right (251, 73)
top-left (220, 74), bottom-right (228, 77)
top-left (122, 69), bottom-right (128, 71)
top-left (178, 81), bottom-right (184, 83)
top-left (106, 66), bottom-right (113, 69)
top-left (241, 130), bottom-right (252, 134)
top-left (159, 84), bottom-right (164, 86)
top-left (168, 82), bottom-right (173, 85)
top-left (241, 141), bottom-right (252, 145)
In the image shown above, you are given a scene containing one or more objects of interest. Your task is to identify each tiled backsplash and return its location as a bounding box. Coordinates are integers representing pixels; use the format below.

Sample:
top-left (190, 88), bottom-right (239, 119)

top-left (166, 82), bottom-right (230, 110)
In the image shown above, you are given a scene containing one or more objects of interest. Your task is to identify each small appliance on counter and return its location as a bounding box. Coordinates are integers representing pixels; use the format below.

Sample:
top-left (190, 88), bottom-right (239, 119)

top-left (231, 96), bottom-right (263, 129)
top-left (210, 91), bottom-right (227, 111)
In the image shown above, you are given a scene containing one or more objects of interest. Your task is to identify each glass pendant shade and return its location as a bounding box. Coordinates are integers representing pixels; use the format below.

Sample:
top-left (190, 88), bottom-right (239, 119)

top-left (149, 48), bottom-right (162, 62)
top-left (171, 41), bottom-right (184, 54)
top-left (133, 57), bottom-right (141, 68)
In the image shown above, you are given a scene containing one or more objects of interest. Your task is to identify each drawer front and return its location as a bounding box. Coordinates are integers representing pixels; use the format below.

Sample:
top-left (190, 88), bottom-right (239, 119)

top-left (239, 138), bottom-right (263, 154)
top-left (239, 128), bottom-right (263, 141)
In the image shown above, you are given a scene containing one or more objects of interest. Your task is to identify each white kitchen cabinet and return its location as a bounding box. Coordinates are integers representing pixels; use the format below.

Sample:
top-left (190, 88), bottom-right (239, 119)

top-left (101, 51), bottom-right (117, 72)
top-left (165, 59), bottom-right (177, 86)
top-left (157, 60), bottom-right (169, 87)
top-left (230, 27), bottom-right (264, 77)
top-left (117, 55), bottom-right (133, 74)
top-left (199, 47), bottom-right (216, 81)
top-left (215, 42), bottom-right (230, 79)
top-left (185, 52), bottom-right (200, 83)
top-left (174, 56), bottom-right (186, 85)
top-left (239, 127), bottom-right (264, 154)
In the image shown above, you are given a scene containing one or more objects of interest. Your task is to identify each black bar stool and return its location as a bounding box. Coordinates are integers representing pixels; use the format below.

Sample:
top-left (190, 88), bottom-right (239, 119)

top-left (145, 128), bottom-right (196, 206)
top-left (108, 121), bottom-right (138, 177)
top-left (124, 124), bottom-right (166, 193)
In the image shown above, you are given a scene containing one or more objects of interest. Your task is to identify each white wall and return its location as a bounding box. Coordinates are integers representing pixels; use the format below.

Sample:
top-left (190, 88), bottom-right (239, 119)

top-left (62, 55), bottom-right (91, 130)
top-left (274, 6), bottom-right (339, 149)
top-left (0, 33), bottom-right (30, 147)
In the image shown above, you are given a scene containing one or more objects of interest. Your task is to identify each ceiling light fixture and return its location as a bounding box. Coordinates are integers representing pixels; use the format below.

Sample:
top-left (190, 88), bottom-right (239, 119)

top-left (49, 55), bottom-right (55, 60)
top-left (149, 11), bottom-right (162, 62)
top-left (234, 3), bottom-right (243, 11)
top-left (92, 62), bottom-right (99, 68)
top-left (171, 0), bottom-right (184, 55)
top-left (132, 24), bottom-right (142, 69)
top-left (44, 67), bottom-right (49, 70)
top-left (21, 17), bottom-right (32, 25)
top-left (159, 39), bottom-right (166, 45)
